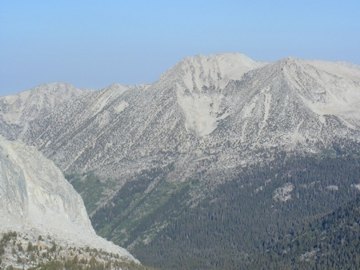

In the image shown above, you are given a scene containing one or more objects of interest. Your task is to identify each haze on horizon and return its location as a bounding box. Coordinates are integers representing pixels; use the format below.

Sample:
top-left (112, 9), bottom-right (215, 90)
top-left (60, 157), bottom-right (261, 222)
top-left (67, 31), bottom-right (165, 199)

top-left (1, 0), bottom-right (359, 95)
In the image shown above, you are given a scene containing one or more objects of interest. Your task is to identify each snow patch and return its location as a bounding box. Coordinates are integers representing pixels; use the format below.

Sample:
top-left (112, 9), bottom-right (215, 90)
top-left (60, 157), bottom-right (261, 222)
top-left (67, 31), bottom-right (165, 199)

top-left (300, 249), bottom-right (319, 262)
top-left (326, 185), bottom-right (339, 191)
top-left (90, 84), bottom-right (129, 116)
top-left (114, 101), bottom-right (129, 113)
top-left (273, 183), bottom-right (295, 202)
top-left (241, 95), bottom-right (258, 118)
top-left (290, 120), bottom-right (306, 146)
top-left (351, 183), bottom-right (360, 191)
top-left (259, 87), bottom-right (272, 134)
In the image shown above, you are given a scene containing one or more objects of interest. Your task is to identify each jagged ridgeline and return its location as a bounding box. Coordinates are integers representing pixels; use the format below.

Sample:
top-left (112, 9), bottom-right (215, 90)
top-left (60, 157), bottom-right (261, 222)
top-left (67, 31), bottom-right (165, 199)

top-left (1, 53), bottom-right (360, 269)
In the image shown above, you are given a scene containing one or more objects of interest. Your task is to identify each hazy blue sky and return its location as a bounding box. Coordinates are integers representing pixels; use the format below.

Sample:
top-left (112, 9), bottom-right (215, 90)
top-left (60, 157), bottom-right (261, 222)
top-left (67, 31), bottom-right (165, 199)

top-left (1, 0), bottom-right (359, 95)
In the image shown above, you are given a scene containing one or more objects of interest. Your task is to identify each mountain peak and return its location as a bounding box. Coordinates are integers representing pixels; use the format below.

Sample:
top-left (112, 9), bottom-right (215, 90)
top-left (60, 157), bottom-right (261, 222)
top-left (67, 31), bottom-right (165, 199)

top-left (159, 52), bottom-right (263, 91)
top-left (28, 82), bottom-right (86, 96)
top-left (0, 82), bottom-right (86, 126)
top-left (248, 57), bottom-right (360, 129)
top-left (180, 52), bottom-right (258, 68)
top-left (271, 57), bottom-right (305, 71)
top-left (36, 81), bottom-right (76, 89)
top-left (157, 53), bottom-right (263, 137)
top-left (103, 83), bottom-right (129, 91)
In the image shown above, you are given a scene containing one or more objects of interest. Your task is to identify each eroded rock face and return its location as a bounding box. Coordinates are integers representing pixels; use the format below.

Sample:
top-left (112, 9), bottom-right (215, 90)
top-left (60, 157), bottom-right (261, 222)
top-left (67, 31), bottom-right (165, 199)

top-left (0, 135), bottom-right (136, 261)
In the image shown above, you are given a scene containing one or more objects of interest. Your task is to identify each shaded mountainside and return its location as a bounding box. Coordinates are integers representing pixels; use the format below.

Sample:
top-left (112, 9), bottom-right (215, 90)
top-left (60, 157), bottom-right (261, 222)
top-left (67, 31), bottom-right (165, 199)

top-left (1, 53), bottom-right (360, 269)
top-left (250, 195), bottom-right (360, 270)
top-left (80, 153), bottom-right (360, 269)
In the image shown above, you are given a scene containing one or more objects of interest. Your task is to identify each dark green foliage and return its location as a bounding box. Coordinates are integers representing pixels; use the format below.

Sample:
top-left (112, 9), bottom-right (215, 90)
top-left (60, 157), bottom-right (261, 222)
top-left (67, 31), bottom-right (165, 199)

top-left (0, 232), bottom-right (17, 256)
top-left (252, 196), bottom-right (360, 269)
top-left (69, 152), bottom-right (360, 269)
top-left (91, 164), bottom-right (193, 247)
top-left (27, 241), bottom-right (34, 252)
top-left (30, 258), bottom-right (154, 270)
top-left (66, 172), bottom-right (116, 215)
top-left (49, 241), bottom-right (57, 252)
top-left (127, 154), bottom-right (360, 269)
